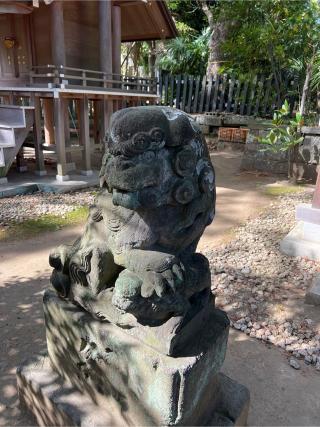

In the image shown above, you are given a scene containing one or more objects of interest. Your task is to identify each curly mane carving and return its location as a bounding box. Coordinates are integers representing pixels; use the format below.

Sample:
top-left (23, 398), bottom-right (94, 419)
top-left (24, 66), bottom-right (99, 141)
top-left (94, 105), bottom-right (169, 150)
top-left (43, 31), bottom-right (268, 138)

top-left (49, 107), bottom-right (216, 326)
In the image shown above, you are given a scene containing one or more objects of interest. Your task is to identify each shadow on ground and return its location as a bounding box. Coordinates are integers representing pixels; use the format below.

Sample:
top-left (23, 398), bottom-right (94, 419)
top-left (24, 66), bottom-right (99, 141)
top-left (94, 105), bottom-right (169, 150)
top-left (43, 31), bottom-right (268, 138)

top-left (2, 150), bottom-right (318, 426)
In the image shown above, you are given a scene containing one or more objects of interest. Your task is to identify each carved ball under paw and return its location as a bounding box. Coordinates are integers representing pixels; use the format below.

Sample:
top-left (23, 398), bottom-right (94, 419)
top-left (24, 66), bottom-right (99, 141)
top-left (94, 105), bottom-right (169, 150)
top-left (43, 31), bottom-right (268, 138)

top-left (112, 269), bottom-right (188, 325)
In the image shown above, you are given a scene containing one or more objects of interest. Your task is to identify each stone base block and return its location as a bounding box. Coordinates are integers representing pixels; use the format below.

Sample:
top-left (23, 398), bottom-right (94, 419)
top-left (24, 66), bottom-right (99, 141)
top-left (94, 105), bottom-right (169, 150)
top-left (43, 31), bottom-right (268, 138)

top-left (17, 354), bottom-right (250, 427)
top-left (296, 203), bottom-right (320, 226)
top-left (305, 274), bottom-right (320, 306)
top-left (280, 222), bottom-right (320, 261)
top-left (36, 290), bottom-right (249, 426)
top-left (56, 174), bottom-right (70, 182)
top-left (302, 222), bottom-right (320, 243)
top-left (43, 290), bottom-right (230, 425)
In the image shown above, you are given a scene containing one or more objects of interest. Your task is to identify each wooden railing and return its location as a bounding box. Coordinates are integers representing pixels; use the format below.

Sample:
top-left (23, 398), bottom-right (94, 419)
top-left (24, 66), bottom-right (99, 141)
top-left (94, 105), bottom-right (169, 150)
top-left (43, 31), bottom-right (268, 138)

top-left (29, 65), bottom-right (157, 94)
top-left (159, 70), bottom-right (299, 118)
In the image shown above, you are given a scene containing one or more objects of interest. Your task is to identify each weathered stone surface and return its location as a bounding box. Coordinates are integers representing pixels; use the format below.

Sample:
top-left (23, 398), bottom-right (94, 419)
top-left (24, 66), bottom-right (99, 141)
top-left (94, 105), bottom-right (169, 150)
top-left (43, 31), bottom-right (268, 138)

top-left (222, 115), bottom-right (249, 126)
top-left (305, 274), bottom-right (320, 306)
top-left (17, 354), bottom-right (133, 427)
top-left (17, 353), bottom-right (250, 427)
top-left (42, 290), bottom-right (232, 426)
top-left (301, 126), bottom-right (320, 136)
top-left (299, 135), bottom-right (320, 165)
top-left (17, 107), bottom-right (250, 426)
top-left (49, 107), bottom-right (216, 327)
top-left (196, 114), bottom-right (222, 127)
top-left (241, 142), bottom-right (288, 175)
top-left (217, 141), bottom-right (246, 152)
top-left (198, 123), bottom-right (210, 134)
top-left (280, 221), bottom-right (320, 261)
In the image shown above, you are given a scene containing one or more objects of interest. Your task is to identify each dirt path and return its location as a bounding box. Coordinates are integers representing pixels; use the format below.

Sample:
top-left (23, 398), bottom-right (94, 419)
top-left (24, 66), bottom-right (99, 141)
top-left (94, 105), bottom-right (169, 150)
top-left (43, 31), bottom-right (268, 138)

top-left (1, 151), bottom-right (318, 426)
top-left (199, 151), bottom-right (276, 250)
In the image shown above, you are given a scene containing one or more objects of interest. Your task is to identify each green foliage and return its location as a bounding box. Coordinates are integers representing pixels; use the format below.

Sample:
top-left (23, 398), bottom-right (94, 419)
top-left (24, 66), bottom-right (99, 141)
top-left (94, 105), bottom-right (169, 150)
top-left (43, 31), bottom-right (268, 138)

top-left (259, 100), bottom-right (304, 153)
top-left (164, 0), bottom-right (320, 81)
top-left (218, 0), bottom-right (320, 75)
top-left (167, 0), bottom-right (207, 34)
top-left (0, 206), bottom-right (89, 241)
top-left (264, 185), bottom-right (305, 196)
top-left (157, 28), bottom-right (210, 75)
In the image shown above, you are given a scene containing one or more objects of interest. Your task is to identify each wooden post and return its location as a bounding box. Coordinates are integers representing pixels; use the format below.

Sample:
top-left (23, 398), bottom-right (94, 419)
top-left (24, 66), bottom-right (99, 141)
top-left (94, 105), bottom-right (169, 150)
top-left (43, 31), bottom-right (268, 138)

top-left (78, 97), bottom-right (92, 176)
top-left (31, 95), bottom-right (46, 176)
top-left (101, 97), bottom-right (113, 145)
top-left (112, 5), bottom-right (121, 81)
top-left (64, 99), bottom-right (71, 153)
top-left (51, 1), bottom-right (65, 67)
top-left (93, 100), bottom-right (100, 144)
top-left (16, 149), bottom-right (27, 172)
top-left (43, 98), bottom-right (55, 145)
top-left (53, 95), bottom-right (69, 181)
top-left (99, 0), bottom-right (113, 81)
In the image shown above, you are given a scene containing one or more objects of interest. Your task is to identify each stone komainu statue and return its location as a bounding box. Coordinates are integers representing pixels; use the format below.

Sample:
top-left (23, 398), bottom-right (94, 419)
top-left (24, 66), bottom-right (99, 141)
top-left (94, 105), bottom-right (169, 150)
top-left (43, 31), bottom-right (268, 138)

top-left (18, 106), bottom-right (249, 427)
top-left (49, 107), bottom-right (216, 326)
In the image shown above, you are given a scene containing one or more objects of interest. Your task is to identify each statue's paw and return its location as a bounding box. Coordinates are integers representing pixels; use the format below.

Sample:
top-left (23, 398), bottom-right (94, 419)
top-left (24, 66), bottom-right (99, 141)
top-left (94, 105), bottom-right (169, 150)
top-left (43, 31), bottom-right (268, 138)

top-left (49, 244), bottom-right (71, 270)
top-left (141, 261), bottom-right (185, 298)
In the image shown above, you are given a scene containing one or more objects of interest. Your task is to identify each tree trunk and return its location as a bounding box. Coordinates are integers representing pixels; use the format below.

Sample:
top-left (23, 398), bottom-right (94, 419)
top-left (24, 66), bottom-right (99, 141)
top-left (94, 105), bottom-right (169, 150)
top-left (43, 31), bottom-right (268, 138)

top-left (200, 2), bottom-right (227, 77)
top-left (317, 90), bottom-right (320, 126)
top-left (299, 58), bottom-right (314, 116)
top-left (268, 45), bottom-right (282, 105)
top-left (148, 41), bottom-right (156, 78)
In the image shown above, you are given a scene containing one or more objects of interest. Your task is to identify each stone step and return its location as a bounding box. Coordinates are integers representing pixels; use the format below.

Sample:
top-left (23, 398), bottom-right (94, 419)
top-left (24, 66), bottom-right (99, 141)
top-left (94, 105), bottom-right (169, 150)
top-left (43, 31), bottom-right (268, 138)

top-left (0, 104), bottom-right (33, 128)
top-left (0, 127), bottom-right (15, 147)
top-left (0, 107), bottom-right (34, 178)
top-left (0, 148), bottom-right (5, 167)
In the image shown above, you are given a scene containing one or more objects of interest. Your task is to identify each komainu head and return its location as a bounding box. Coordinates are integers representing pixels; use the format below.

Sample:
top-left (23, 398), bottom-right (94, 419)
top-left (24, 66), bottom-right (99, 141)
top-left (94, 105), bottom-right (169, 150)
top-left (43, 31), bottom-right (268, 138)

top-left (100, 107), bottom-right (215, 225)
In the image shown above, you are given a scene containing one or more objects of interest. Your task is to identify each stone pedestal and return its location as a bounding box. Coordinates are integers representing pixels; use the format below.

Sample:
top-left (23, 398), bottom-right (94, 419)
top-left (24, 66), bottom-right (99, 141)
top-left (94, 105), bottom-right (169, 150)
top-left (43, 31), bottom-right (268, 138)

top-left (280, 203), bottom-right (320, 261)
top-left (17, 291), bottom-right (250, 426)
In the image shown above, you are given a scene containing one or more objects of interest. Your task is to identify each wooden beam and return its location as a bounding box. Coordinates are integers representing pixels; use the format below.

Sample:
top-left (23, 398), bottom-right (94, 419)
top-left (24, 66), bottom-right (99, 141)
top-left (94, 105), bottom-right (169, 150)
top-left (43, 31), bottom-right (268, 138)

top-left (78, 97), bottom-right (92, 176)
top-left (51, 1), bottom-right (65, 66)
top-left (53, 95), bottom-right (69, 180)
top-left (101, 98), bottom-right (113, 143)
top-left (43, 98), bottom-right (55, 145)
top-left (112, 5), bottom-right (122, 78)
top-left (30, 95), bottom-right (46, 176)
top-left (99, 1), bottom-right (113, 79)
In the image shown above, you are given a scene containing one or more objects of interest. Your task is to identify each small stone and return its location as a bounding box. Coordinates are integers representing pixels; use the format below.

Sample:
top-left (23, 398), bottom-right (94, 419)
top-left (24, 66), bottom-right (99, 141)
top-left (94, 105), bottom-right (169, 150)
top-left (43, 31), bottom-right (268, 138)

top-left (241, 266), bottom-right (251, 275)
top-left (289, 358), bottom-right (301, 370)
top-left (304, 355), bottom-right (312, 365)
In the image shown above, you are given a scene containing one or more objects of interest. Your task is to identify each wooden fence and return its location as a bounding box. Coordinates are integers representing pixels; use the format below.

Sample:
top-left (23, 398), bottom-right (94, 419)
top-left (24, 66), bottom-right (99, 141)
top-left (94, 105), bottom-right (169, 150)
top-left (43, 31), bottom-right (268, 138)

top-left (158, 71), bottom-right (298, 118)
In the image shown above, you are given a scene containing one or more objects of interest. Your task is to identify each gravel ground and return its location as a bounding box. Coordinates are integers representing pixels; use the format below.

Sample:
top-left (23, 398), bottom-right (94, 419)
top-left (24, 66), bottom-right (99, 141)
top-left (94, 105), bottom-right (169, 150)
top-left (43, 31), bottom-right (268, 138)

top-left (1, 187), bottom-right (319, 370)
top-left (0, 190), bottom-right (95, 226)
top-left (205, 191), bottom-right (320, 370)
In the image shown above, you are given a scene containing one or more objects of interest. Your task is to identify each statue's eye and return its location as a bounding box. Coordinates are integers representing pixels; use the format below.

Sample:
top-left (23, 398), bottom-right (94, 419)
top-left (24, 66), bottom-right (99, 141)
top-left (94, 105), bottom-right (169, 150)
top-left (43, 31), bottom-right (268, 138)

top-left (150, 128), bottom-right (164, 143)
top-left (132, 132), bottom-right (149, 152)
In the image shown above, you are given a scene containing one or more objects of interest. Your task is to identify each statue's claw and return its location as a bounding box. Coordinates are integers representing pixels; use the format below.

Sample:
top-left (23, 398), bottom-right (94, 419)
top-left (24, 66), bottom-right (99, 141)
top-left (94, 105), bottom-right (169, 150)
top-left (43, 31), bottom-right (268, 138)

top-left (141, 260), bottom-right (185, 298)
